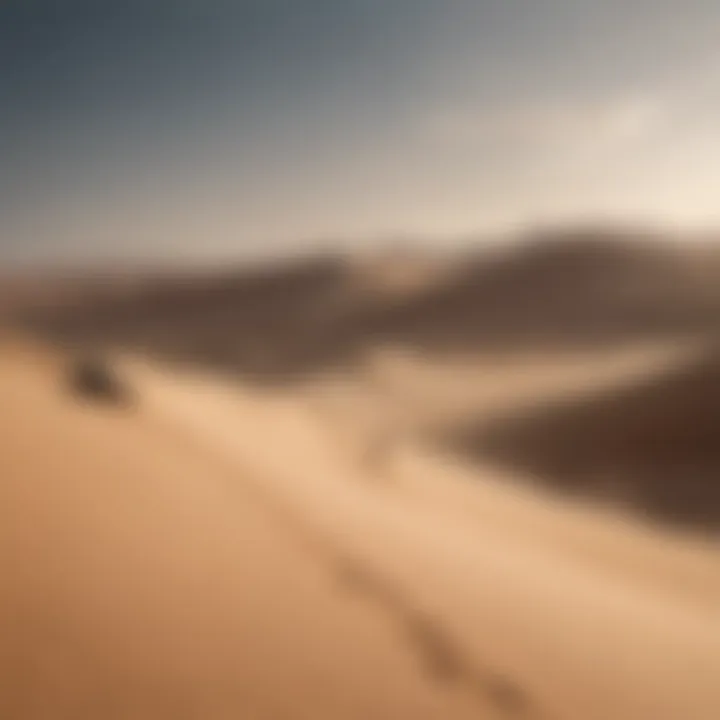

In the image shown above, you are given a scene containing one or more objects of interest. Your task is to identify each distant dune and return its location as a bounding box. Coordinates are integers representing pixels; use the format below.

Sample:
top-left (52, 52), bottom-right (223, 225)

top-left (10, 226), bottom-right (720, 383)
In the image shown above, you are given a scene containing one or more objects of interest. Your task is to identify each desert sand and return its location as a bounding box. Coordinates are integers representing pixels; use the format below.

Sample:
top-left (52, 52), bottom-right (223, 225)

top-left (1, 338), bottom-right (719, 720)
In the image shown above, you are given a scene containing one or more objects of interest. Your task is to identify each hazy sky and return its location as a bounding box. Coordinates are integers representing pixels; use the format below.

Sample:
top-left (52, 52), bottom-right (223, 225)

top-left (3, 1), bottom-right (720, 265)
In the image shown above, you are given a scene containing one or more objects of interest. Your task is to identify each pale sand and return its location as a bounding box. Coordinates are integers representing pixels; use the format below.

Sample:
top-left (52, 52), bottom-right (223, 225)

top-left (1, 341), bottom-right (719, 720)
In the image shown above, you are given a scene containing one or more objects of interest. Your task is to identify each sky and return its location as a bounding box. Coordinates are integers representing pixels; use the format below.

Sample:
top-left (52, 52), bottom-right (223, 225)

top-left (3, 0), bottom-right (720, 266)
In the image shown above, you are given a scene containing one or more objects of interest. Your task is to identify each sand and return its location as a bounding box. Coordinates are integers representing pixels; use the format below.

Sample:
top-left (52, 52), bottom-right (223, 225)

top-left (1, 341), bottom-right (718, 720)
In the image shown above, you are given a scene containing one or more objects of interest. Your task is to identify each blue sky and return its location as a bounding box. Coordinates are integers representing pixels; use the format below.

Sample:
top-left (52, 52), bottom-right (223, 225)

top-left (3, 1), bottom-right (720, 265)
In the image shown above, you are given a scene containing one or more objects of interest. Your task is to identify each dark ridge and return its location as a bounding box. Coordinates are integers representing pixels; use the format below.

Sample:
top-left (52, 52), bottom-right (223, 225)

top-left (14, 254), bottom-right (364, 384)
top-left (10, 228), bottom-right (720, 385)
top-left (339, 229), bottom-right (718, 353)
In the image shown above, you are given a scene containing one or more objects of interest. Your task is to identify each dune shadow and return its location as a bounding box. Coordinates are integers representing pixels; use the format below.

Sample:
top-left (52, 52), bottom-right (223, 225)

top-left (441, 347), bottom-right (720, 531)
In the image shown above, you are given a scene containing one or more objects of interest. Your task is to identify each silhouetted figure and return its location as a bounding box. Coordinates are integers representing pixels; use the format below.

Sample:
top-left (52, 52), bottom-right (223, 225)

top-left (66, 354), bottom-right (135, 408)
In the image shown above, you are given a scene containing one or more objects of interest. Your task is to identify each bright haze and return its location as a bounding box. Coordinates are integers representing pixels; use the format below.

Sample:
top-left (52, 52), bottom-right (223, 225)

top-left (2, 0), bottom-right (720, 266)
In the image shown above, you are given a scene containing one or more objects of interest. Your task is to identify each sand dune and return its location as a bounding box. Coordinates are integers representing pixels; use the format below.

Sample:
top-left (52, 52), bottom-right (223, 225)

top-left (0, 346), bottom-right (493, 720)
top-left (14, 232), bottom-right (720, 385)
top-left (1, 328), bottom-right (719, 719)
top-left (3, 344), bottom-right (708, 720)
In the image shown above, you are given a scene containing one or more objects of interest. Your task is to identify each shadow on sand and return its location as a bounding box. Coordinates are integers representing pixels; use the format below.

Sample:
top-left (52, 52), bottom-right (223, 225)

top-left (441, 346), bottom-right (720, 532)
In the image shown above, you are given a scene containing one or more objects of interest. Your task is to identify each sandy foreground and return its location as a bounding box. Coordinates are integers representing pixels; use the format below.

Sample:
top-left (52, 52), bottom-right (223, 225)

top-left (1, 341), bottom-right (719, 720)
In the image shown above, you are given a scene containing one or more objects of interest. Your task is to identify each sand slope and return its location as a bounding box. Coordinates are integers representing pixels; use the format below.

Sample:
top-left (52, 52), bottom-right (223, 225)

top-left (1, 343), bottom-right (719, 720)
